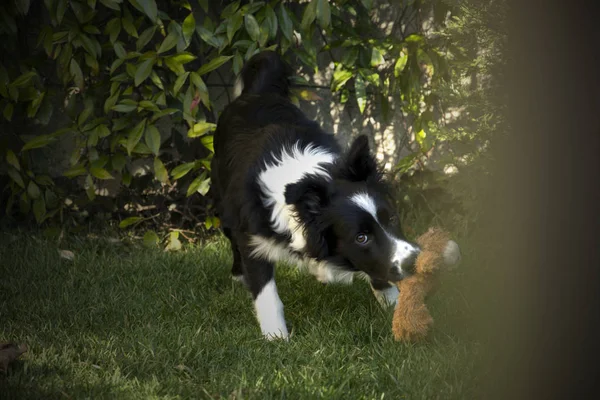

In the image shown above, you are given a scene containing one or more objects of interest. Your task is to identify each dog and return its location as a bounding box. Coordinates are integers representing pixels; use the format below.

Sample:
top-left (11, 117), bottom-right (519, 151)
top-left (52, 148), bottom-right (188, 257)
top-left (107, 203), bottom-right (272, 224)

top-left (211, 51), bottom-right (420, 340)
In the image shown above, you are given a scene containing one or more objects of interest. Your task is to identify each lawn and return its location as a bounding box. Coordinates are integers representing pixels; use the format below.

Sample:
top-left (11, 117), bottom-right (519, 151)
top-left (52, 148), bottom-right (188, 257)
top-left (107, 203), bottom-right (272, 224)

top-left (0, 232), bottom-right (480, 399)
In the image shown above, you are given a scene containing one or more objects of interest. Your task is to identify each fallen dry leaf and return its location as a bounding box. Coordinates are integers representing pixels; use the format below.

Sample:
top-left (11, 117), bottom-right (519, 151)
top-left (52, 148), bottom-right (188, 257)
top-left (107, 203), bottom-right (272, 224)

top-left (58, 249), bottom-right (75, 261)
top-left (0, 343), bottom-right (28, 373)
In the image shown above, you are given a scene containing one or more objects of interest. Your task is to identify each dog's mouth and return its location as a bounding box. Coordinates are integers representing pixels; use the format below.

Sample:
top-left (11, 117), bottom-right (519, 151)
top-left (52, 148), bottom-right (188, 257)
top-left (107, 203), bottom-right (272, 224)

top-left (387, 269), bottom-right (405, 283)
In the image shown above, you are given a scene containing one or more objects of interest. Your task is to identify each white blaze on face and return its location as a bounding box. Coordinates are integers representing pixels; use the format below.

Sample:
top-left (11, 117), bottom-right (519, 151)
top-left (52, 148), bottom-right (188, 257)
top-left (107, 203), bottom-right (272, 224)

top-left (349, 192), bottom-right (419, 277)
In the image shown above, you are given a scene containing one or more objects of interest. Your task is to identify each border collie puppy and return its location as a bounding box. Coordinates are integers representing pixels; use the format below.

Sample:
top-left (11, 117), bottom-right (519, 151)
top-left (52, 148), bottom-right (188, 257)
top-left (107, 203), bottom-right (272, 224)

top-left (211, 51), bottom-right (420, 340)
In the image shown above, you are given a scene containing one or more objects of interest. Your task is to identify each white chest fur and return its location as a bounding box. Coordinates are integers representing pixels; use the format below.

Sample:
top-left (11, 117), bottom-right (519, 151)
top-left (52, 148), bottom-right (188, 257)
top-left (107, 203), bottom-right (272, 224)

top-left (256, 143), bottom-right (335, 253)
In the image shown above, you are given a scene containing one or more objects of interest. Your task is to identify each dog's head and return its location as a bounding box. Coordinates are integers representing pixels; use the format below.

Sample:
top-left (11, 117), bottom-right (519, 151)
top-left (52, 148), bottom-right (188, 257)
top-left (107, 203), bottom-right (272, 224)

top-left (285, 135), bottom-right (420, 282)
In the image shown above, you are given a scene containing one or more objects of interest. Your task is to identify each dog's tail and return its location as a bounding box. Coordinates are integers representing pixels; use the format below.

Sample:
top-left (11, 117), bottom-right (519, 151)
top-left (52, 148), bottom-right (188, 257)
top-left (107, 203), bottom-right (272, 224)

top-left (233, 51), bottom-right (293, 98)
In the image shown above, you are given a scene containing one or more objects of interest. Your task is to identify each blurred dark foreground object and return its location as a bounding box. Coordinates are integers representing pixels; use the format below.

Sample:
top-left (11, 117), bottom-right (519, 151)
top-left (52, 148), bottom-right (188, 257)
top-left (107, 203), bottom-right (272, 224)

top-left (0, 343), bottom-right (28, 374)
top-left (479, 0), bottom-right (600, 398)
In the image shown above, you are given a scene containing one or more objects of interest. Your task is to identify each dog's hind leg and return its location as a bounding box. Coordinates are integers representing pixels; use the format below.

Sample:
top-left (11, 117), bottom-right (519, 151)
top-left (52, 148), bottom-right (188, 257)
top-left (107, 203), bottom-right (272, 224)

top-left (223, 227), bottom-right (246, 285)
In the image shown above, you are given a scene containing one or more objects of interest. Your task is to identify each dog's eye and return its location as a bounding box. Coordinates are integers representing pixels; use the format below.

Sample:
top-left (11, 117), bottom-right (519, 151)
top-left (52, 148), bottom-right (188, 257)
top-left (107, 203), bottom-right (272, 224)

top-left (355, 233), bottom-right (369, 245)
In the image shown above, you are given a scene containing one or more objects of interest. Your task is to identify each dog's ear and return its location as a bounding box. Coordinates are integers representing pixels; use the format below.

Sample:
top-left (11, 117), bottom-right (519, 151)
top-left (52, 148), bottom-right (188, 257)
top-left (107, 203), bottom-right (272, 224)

top-left (340, 135), bottom-right (380, 182)
top-left (285, 176), bottom-right (333, 259)
top-left (284, 175), bottom-right (331, 218)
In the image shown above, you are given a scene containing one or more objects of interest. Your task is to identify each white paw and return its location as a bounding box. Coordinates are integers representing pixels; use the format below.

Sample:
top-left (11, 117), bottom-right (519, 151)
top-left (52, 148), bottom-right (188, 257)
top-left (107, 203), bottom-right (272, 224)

top-left (262, 328), bottom-right (290, 341)
top-left (255, 280), bottom-right (289, 341)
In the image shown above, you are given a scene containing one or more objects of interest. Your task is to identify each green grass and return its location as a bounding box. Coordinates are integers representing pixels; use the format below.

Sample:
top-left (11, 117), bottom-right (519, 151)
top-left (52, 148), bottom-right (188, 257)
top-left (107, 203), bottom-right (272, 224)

top-left (0, 232), bottom-right (480, 399)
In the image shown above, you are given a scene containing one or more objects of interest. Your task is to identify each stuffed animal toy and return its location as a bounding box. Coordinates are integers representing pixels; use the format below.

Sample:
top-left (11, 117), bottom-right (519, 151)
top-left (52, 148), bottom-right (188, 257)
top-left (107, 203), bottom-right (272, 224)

top-left (392, 227), bottom-right (461, 342)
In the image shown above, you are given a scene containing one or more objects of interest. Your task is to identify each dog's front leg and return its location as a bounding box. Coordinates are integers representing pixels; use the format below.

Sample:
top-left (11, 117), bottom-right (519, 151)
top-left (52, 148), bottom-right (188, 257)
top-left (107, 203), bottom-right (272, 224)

top-left (240, 243), bottom-right (288, 340)
top-left (370, 279), bottom-right (399, 308)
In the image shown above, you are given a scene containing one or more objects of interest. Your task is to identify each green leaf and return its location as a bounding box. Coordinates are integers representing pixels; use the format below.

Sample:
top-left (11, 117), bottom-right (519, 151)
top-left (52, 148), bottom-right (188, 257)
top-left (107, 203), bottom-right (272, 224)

top-left (83, 25), bottom-right (101, 35)
top-left (121, 15), bottom-right (139, 38)
top-left (360, 0), bottom-right (373, 9)
top-left (265, 5), bottom-right (278, 39)
top-left (331, 67), bottom-right (353, 92)
top-left (278, 4), bottom-right (293, 42)
top-left (170, 162), bottom-right (196, 180)
top-left (182, 12), bottom-right (195, 47)
top-left (196, 25), bottom-right (219, 48)
top-left (165, 53), bottom-right (196, 65)
top-left (196, 55), bottom-right (233, 76)
top-left (6, 150), bottom-right (20, 170)
top-left (32, 197), bottom-right (46, 224)
top-left (173, 71), bottom-right (190, 95)
top-left (145, 124), bottom-right (161, 155)
top-left (35, 175), bottom-right (53, 187)
top-left (100, 0), bottom-right (123, 10)
top-left (15, 0), bottom-right (31, 14)
top-left (104, 90), bottom-right (121, 113)
top-left (355, 74), bottom-right (366, 114)
top-left (404, 34), bottom-right (424, 44)
top-left (111, 153), bottom-right (126, 172)
top-left (56, 0), bottom-right (68, 25)
top-left (317, 0), bottom-right (331, 28)
top-left (190, 71), bottom-right (207, 92)
top-left (301, 0), bottom-right (318, 31)
top-left (200, 135), bottom-right (214, 152)
top-left (112, 103), bottom-right (137, 113)
top-left (27, 91), bottom-right (46, 118)
top-left (244, 14), bottom-right (260, 42)
top-left (151, 108), bottom-right (179, 122)
top-left (149, 71), bottom-right (164, 89)
top-left (136, 26), bottom-right (156, 51)
top-left (134, 58), bottom-right (155, 86)
top-left (186, 172), bottom-right (206, 197)
top-left (126, 119), bottom-right (146, 155)
top-left (157, 30), bottom-right (179, 54)
top-left (105, 17), bottom-right (122, 43)
top-left (119, 216), bottom-right (142, 228)
top-left (394, 48), bottom-right (408, 77)
top-left (165, 231), bottom-right (182, 251)
top-left (69, 59), bottom-right (84, 89)
top-left (220, 1), bottom-right (240, 19)
top-left (137, 0), bottom-right (158, 22)
top-left (370, 47), bottom-right (384, 67)
top-left (79, 34), bottom-right (98, 59)
top-left (182, 179), bottom-right (206, 206)
top-left (395, 152), bottom-right (419, 174)
top-left (8, 168), bottom-right (25, 188)
top-left (139, 100), bottom-right (160, 111)
top-left (232, 52), bottom-right (243, 76)
top-left (27, 181), bottom-right (41, 199)
top-left (63, 164), bottom-right (87, 177)
top-left (96, 124), bottom-right (111, 138)
top-left (143, 230), bottom-right (160, 247)
top-left (11, 71), bottom-right (37, 88)
top-left (227, 11), bottom-right (243, 44)
top-left (164, 57), bottom-right (185, 75)
top-left (22, 134), bottom-right (56, 151)
top-left (188, 122), bottom-right (216, 138)
top-left (114, 42), bottom-right (127, 59)
top-left (153, 157), bottom-right (168, 183)
top-left (90, 167), bottom-right (114, 180)
top-left (198, 0), bottom-right (208, 12)
top-left (3, 103), bottom-right (14, 121)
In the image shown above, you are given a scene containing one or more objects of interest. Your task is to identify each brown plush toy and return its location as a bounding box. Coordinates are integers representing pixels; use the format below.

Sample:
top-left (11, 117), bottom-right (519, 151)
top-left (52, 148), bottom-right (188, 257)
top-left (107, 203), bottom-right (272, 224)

top-left (392, 227), bottom-right (461, 342)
